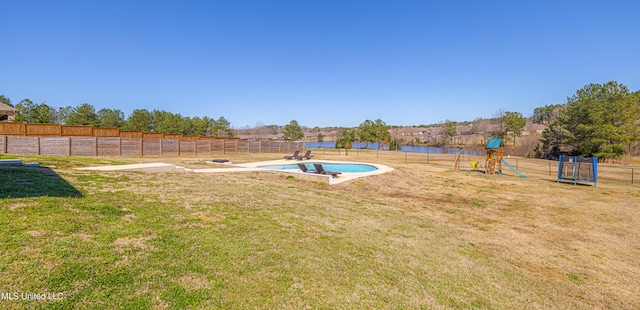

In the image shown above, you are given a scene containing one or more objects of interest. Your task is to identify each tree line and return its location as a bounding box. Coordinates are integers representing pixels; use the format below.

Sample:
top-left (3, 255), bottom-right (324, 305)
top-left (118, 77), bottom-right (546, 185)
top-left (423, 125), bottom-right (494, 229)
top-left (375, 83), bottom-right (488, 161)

top-left (0, 97), bottom-right (234, 138)
top-left (4, 80), bottom-right (639, 159)
top-left (535, 81), bottom-right (640, 159)
top-left (279, 118), bottom-right (395, 150)
top-left (334, 118), bottom-right (395, 149)
top-left (398, 80), bottom-right (639, 160)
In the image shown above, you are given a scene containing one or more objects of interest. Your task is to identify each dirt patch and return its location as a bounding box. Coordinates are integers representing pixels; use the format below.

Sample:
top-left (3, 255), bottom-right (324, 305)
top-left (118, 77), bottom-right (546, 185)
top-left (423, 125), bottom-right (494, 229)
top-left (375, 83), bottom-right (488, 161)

top-left (9, 201), bottom-right (39, 210)
top-left (20, 246), bottom-right (38, 254)
top-left (175, 273), bottom-right (212, 290)
top-left (191, 212), bottom-right (225, 222)
top-left (113, 235), bottom-right (155, 250)
top-left (26, 230), bottom-right (46, 237)
top-left (71, 233), bottom-right (93, 241)
top-left (122, 213), bottom-right (137, 222)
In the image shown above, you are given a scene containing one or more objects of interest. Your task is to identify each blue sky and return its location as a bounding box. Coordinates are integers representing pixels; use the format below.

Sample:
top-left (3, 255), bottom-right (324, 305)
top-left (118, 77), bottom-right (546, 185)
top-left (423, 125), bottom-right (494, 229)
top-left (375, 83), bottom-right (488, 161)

top-left (1, 0), bottom-right (639, 128)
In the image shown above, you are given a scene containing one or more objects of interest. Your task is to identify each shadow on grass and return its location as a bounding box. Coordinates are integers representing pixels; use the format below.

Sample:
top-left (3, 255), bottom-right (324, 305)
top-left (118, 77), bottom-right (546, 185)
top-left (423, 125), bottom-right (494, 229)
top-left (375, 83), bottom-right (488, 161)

top-left (0, 166), bottom-right (82, 198)
top-left (545, 179), bottom-right (596, 187)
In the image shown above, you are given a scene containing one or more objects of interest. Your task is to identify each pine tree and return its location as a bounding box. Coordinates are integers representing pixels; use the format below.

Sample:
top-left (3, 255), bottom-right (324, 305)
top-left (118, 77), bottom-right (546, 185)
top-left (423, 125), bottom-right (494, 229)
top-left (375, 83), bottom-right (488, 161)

top-left (542, 81), bottom-right (640, 159)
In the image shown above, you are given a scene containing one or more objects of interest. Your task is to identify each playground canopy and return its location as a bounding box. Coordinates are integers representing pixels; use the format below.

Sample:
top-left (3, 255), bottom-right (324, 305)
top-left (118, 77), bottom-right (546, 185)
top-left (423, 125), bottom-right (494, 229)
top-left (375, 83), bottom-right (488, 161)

top-left (486, 138), bottom-right (502, 149)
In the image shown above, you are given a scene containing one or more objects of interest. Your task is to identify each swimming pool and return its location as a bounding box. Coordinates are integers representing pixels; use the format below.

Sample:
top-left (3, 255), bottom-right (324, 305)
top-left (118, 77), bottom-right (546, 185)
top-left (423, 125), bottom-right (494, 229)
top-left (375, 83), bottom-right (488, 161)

top-left (259, 162), bottom-right (378, 173)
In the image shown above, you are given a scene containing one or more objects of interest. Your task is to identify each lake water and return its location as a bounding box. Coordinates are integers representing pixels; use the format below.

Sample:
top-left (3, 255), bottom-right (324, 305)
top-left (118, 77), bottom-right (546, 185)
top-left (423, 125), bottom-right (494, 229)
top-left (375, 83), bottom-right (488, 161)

top-left (399, 145), bottom-right (483, 155)
top-left (304, 142), bottom-right (482, 155)
top-left (305, 142), bottom-right (386, 149)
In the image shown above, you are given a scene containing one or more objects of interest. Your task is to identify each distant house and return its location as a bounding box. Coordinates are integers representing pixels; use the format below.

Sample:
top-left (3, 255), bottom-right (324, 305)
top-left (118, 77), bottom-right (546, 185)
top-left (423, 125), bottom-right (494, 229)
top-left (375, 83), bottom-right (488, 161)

top-left (0, 103), bottom-right (16, 121)
top-left (456, 124), bottom-right (473, 135)
top-left (523, 123), bottom-right (547, 135)
top-left (400, 127), bottom-right (417, 136)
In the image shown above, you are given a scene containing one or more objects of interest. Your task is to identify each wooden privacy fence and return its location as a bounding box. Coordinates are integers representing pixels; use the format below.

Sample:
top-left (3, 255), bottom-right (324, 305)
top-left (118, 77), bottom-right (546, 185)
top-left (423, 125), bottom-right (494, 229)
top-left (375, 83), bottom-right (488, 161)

top-left (0, 135), bottom-right (304, 157)
top-left (0, 123), bottom-right (214, 139)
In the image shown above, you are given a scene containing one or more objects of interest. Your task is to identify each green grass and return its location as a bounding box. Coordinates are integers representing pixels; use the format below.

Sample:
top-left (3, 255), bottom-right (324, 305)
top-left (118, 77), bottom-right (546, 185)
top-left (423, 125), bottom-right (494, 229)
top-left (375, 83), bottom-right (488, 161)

top-left (1, 155), bottom-right (639, 309)
top-left (0, 162), bottom-right (482, 308)
top-left (0, 166), bottom-right (82, 198)
top-left (0, 154), bottom-right (130, 169)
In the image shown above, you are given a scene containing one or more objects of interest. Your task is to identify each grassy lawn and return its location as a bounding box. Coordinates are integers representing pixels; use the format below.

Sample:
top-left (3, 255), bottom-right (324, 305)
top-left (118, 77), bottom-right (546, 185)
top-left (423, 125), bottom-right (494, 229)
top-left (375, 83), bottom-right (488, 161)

top-left (1, 154), bottom-right (639, 309)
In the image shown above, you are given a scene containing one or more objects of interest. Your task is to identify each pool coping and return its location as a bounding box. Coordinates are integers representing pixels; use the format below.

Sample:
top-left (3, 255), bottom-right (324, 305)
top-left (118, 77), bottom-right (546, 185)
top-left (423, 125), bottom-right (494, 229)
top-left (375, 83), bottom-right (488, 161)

top-left (76, 159), bottom-right (394, 185)
top-left (228, 159), bottom-right (394, 185)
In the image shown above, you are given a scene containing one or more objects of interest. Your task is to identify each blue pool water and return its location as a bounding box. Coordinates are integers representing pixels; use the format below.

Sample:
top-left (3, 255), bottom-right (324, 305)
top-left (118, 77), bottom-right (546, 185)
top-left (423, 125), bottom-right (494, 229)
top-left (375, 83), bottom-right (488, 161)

top-left (259, 162), bottom-right (378, 173)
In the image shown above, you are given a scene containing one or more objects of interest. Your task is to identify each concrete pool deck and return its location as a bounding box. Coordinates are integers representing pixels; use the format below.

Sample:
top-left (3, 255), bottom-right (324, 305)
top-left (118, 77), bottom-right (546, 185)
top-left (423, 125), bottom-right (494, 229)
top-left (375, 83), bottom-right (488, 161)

top-left (76, 159), bottom-right (394, 185)
top-left (229, 159), bottom-right (393, 184)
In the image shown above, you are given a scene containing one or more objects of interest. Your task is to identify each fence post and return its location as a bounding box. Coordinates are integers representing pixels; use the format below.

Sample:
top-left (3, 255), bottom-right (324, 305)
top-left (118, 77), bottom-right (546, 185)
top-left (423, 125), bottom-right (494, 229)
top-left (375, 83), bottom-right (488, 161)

top-left (95, 137), bottom-right (98, 156)
top-left (427, 152), bottom-right (429, 164)
top-left (68, 137), bottom-right (72, 156)
top-left (140, 138), bottom-right (143, 156)
top-left (405, 151), bottom-right (407, 163)
top-left (632, 168), bottom-right (634, 185)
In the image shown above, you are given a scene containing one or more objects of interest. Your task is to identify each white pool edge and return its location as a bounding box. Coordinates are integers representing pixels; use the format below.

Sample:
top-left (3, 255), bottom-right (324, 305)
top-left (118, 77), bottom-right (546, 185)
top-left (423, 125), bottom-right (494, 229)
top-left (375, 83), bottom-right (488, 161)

top-left (76, 159), bottom-right (394, 185)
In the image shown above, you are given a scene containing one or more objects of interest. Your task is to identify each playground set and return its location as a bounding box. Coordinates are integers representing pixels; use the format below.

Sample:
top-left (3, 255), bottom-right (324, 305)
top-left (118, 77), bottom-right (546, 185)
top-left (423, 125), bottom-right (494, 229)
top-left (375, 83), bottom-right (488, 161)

top-left (451, 138), bottom-right (526, 178)
top-left (452, 138), bottom-right (599, 186)
top-left (483, 138), bottom-right (526, 178)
